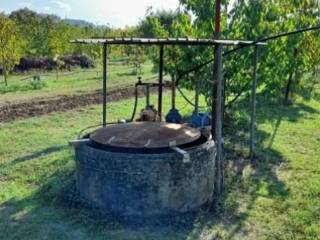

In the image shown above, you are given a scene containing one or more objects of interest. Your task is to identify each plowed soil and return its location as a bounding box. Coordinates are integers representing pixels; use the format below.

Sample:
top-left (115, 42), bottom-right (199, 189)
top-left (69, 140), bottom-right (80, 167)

top-left (0, 87), bottom-right (158, 123)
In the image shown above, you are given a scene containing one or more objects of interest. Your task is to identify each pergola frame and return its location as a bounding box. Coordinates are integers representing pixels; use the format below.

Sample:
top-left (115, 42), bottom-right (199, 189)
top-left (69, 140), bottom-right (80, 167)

top-left (71, 37), bottom-right (266, 200)
top-left (71, 37), bottom-right (265, 125)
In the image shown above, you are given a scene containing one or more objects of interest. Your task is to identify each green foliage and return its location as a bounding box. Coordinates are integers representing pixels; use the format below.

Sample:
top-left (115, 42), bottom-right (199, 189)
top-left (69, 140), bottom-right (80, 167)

top-left (49, 22), bottom-right (71, 58)
top-left (137, 9), bottom-right (196, 79)
top-left (177, 0), bottom-right (320, 104)
top-left (7, 8), bottom-right (137, 63)
top-left (9, 8), bottom-right (55, 57)
top-left (29, 76), bottom-right (46, 90)
top-left (125, 46), bottom-right (147, 75)
top-left (0, 13), bottom-right (21, 86)
top-left (3, 2), bottom-right (320, 104)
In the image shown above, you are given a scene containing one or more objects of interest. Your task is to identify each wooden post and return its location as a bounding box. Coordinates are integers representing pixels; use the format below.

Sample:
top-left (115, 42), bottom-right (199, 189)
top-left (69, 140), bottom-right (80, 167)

top-left (249, 45), bottom-right (259, 161)
top-left (212, 0), bottom-right (224, 206)
top-left (158, 45), bottom-right (164, 120)
top-left (102, 43), bottom-right (108, 127)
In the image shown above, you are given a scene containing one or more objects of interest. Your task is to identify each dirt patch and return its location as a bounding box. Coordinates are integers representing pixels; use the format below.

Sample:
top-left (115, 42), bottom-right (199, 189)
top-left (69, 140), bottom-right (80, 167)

top-left (0, 87), bottom-right (160, 123)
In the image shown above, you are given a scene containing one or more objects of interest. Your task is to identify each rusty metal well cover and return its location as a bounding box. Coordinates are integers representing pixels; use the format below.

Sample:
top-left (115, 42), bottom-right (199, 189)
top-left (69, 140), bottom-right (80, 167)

top-left (90, 122), bottom-right (201, 149)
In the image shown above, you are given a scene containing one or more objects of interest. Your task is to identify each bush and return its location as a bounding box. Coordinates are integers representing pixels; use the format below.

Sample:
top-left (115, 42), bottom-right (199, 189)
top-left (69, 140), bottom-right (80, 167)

top-left (15, 57), bottom-right (57, 72)
top-left (60, 55), bottom-right (95, 69)
top-left (29, 75), bottom-right (46, 89)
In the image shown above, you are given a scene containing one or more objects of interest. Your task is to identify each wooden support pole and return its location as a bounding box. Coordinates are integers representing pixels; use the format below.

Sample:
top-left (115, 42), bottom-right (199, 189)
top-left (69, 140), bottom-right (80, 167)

top-left (250, 45), bottom-right (259, 160)
top-left (102, 43), bottom-right (108, 127)
top-left (158, 45), bottom-right (164, 120)
top-left (211, 0), bottom-right (224, 208)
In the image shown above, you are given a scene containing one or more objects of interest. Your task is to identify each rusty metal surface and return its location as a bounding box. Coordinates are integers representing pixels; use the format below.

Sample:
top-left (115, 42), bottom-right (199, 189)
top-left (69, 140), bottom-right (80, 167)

top-left (90, 122), bottom-right (201, 149)
top-left (70, 38), bottom-right (267, 46)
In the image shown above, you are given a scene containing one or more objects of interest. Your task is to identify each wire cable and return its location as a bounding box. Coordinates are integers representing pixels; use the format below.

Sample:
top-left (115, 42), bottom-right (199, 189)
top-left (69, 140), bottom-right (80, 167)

top-left (175, 25), bottom-right (320, 107)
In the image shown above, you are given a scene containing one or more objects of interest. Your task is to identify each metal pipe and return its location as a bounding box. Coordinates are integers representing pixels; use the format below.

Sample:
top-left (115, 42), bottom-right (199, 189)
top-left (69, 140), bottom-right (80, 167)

top-left (212, 0), bottom-right (222, 139)
top-left (158, 45), bottom-right (164, 120)
top-left (102, 43), bottom-right (108, 127)
top-left (69, 138), bottom-right (90, 148)
top-left (172, 74), bottom-right (176, 109)
top-left (146, 84), bottom-right (150, 107)
top-left (212, 0), bottom-right (224, 204)
top-left (250, 46), bottom-right (259, 161)
top-left (194, 75), bottom-right (200, 114)
top-left (214, 44), bottom-right (224, 196)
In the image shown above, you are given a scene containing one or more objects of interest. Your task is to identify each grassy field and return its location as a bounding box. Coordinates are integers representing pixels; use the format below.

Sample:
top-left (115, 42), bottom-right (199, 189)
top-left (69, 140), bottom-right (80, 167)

top-left (0, 87), bottom-right (319, 239)
top-left (0, 61), bottom-right (156, 105)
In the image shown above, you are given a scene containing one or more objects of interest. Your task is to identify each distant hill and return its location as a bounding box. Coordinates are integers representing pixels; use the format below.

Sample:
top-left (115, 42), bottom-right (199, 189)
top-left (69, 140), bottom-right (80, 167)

top-left (10, 8), bottom-right (100, 28)
top-left (63, 19), bottom-right (95, 27)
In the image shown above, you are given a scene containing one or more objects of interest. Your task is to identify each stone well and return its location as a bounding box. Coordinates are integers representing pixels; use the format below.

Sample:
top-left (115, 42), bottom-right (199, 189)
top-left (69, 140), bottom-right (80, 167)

top-left (71, 122), bottom-right (216, 217)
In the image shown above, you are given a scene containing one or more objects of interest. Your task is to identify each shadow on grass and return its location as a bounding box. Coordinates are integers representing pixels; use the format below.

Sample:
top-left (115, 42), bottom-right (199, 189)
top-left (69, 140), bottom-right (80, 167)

top-left (12, 146), bottom-right (68, 163)
top-left (0, 159), bottom-right (196, 239)
top-left (1, 92), bottom-right (318, 239)
top-left (183, 92), bottom-right (318, 239)
top-left (116, 71), bottom-right (137, 77)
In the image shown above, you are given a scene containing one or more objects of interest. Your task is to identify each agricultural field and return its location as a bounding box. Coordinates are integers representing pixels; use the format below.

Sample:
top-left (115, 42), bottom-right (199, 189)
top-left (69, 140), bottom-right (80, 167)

top-left (0, 81), bottom-right (319, 239)
top-left (0, 61), bottom-right (156, 105)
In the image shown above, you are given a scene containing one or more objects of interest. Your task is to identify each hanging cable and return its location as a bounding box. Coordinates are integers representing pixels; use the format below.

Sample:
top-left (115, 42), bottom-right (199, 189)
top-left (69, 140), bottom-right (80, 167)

top-left (129, 86), bottom-right (139, 122)
top-left (176, 25), bottom-right (320, 86)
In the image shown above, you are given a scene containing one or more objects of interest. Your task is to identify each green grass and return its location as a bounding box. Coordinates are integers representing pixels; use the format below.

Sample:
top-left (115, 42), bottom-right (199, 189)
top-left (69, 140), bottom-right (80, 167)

top-left (0, 61), bottom-right (156, 105)
top-left (0, 88), bottom-right (320, 239)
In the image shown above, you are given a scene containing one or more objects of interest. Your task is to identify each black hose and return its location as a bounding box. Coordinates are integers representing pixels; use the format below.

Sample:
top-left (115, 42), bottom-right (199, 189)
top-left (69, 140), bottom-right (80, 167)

top-left (130, 86), bottom-right (139, 122)
top-left (177, 86), bottom-right (207, 109)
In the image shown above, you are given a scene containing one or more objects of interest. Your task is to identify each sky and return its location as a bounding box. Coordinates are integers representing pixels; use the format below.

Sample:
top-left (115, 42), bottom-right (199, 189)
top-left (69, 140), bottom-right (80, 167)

top-left (0, 0), bottom-right (180, 28)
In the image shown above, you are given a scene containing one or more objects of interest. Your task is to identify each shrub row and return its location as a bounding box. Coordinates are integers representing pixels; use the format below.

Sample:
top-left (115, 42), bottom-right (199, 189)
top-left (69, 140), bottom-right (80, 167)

top-left (14, 55), bottom-right (95, 72)
top-left (59, 55), bottom-right (95, 69)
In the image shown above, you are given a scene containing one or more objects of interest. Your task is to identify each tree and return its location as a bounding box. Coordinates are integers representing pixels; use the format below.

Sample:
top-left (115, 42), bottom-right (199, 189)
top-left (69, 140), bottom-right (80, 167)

top-left (0, 13), bottom-right (20, 86)
top-left (177, 0), bottom-right (320, 104)
top-left (49, 22), bottom-right (72, 79)
top-left (9, 8), bottom-right (55, 57)
top-left (137, 9), bottom-right (195, 79)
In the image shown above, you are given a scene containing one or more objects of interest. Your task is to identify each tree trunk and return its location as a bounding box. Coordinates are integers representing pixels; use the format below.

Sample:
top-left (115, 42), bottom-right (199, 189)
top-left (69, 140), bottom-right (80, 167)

top-left (56, 67), bottom-right (59, 81)
top-left (284, 71), bottom-right (294, 105)
top-left (283, 48), bottom-right (298, 106)
top-left (3, 66), bottom-right (8, 86)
